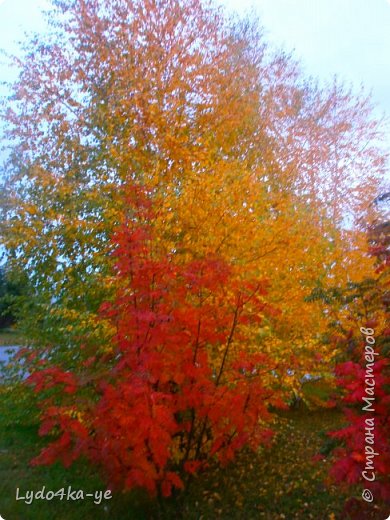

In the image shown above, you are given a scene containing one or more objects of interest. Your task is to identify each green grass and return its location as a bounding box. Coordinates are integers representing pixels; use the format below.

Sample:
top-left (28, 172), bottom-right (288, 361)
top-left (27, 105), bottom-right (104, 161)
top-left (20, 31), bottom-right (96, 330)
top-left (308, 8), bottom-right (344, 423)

top-left (0, 329), bottom-right (23, 346)
top-left (0, 417), bottom-right (154, 520)
top-left (0, 390), bottom-right (360, 520)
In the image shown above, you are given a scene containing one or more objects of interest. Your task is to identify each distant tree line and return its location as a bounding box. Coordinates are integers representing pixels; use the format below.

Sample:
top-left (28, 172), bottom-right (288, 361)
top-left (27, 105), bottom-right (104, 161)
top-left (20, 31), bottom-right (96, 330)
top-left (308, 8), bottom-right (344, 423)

top-left (0, 263), bottom-right (27, 329)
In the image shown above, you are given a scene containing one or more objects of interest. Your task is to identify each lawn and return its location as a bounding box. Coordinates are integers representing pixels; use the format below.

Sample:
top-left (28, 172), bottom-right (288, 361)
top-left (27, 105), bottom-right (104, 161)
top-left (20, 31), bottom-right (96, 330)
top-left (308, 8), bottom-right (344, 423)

top-left (0, 339), bottom-right (385, 519)
top-left (0, 329), bottom-right (23, 347)
top-left (0, 391), bottom-right (361, 520)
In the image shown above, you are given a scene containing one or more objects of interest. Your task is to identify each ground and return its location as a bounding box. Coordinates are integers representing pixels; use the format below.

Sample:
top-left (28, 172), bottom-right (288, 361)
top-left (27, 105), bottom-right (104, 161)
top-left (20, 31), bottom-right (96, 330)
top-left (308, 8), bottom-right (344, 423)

top-left (0, 333), bottom-right (385, 519)
top-left (0, 329), bottom-right (23, 347)
top-left (0, 400), bottom-right (354, 519)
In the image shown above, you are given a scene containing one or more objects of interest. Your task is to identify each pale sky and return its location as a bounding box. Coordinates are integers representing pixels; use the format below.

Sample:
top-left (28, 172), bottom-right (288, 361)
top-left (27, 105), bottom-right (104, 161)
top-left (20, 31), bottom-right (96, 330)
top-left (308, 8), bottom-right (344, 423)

top-left (1, 0), bottom-right (390, 147)
top-left (228, 0), bottom-right (390, 119)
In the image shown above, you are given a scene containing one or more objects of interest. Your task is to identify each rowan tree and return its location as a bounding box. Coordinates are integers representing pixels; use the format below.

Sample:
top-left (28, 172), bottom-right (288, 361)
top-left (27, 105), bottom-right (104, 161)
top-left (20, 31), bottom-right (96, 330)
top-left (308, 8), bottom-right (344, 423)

top-left (313, 196), bottom-right (390, 509)
top-left (27, 186), bottom-right (285, 495)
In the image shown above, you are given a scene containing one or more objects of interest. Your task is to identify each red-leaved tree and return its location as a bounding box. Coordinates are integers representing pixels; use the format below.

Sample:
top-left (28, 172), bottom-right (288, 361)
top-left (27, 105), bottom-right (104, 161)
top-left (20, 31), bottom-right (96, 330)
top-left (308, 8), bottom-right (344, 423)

top-left (27, 187), bottom-right (285, 496)
top-left (327, 216), bottom-right (390, 513)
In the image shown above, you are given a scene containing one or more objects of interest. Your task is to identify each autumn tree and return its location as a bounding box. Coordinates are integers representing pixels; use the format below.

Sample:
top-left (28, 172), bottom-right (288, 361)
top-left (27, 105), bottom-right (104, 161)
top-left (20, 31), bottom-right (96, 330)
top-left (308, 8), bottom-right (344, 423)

top-left (0, 0), bottom-right (388, 460)
top-left (311, 195), bottom-right (390, 513)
